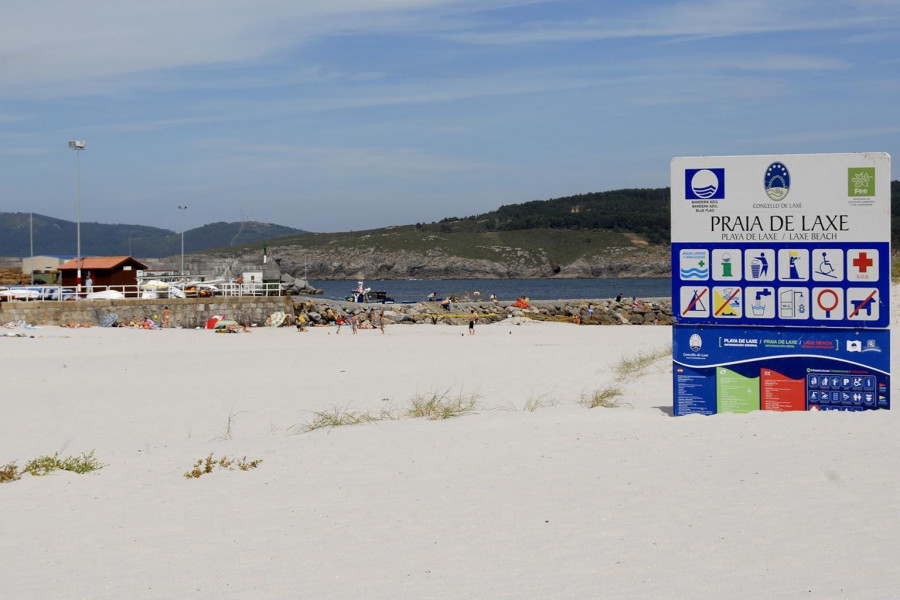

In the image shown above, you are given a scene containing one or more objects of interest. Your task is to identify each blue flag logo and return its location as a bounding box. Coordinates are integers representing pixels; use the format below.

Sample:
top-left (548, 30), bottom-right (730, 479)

top-left (685, 168), bottom-right (725, 200)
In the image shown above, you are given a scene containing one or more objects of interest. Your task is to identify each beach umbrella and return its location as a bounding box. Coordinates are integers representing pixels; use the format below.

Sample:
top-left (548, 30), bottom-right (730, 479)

top-left (213, 318), bottom-right (239, 330)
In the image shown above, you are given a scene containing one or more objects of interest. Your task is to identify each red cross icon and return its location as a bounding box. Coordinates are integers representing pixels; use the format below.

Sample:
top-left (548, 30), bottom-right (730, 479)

top-left (852, 252), bottom-right (873, 273)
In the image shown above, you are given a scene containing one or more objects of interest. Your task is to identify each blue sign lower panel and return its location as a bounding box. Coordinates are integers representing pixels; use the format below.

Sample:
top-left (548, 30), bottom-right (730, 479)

top-left (673, 326), bottom-right (890, 415)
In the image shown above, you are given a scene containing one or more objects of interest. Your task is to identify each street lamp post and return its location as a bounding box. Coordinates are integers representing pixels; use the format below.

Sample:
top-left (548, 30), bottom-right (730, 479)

top-left (178, 205), bottom-right (188, 275)
top-left (68, 140), bottom-right (86, 292)
top-left (29, 212), bottom-right (34, 285)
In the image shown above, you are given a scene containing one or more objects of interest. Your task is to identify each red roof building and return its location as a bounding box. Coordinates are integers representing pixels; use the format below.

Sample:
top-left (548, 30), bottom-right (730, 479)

top-left (58, 256), bottom-right (148, 291)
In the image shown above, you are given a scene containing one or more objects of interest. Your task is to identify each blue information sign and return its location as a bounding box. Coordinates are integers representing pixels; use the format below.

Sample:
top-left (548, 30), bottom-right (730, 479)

top-left (672, 241), bottom-right (890, 328)
top-left (673, 326), bottom-right (890, 415)
top-left (671, 153), bottom-right (890, 415)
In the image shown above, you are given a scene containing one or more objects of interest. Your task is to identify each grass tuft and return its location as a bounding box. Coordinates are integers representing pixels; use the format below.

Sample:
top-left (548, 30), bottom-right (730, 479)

top-left (213, 409), bottom-right (248, 441)
top-left (613, 346), bottom-right (673, 381)
top-left (523, 395), bottom-right (558, 412)
top-left (580, 386), bottom-right (631, 409)
top-left (404, 390), bottom-right (480, 420)
top-left (291, 406), bottom-right (381, 433)
top-left (580, 345), bottom-right (672, 409)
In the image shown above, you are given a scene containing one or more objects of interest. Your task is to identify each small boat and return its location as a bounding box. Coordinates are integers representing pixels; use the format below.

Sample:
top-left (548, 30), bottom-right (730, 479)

top-left (0, 287), bottom-right (42, 301)
top-left (85, 290), bottom-right (126, 300)
top-left (347, 280), bottom-right (394, 303)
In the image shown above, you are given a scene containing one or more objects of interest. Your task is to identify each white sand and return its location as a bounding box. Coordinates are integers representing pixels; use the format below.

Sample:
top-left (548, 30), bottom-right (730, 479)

top-left (1, 293), bottom-right (899, 599)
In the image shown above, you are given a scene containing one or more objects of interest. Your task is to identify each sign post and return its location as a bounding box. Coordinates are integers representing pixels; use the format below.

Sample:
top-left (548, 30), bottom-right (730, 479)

top-left (671, 153), bottom-right (891, 415)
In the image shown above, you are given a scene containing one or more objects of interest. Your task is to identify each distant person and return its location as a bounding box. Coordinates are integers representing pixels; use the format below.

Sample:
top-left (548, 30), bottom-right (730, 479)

top-left (441, 298), bottom-right (451, 311)
top-left (379, 310), bottom-right (386, 334)
top-left (469, 309), bottom-right (477, 335)
top-left (162, 306), bottom-right (172, 328)
top-left (350, 312), bottom-right (358, 334)
top-left (428, 291), bottom-right (437, 301)
top-left (615, 292), bottom-right (623, 303)
top-left (368, 308), bottom-right (376, 328)
top-left (85, 273), bottom-right (93, 293)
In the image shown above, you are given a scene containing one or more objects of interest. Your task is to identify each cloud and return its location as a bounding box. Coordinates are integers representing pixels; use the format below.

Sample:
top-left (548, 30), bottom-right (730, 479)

top-left (0, 0), bottom-right (539, 97)
top-left (0, 113), bottom-right (31, 123)
top-left (718, 55), bottom-right (851, 72)
top-left (0, 146), bottom-right (53, 156)
top-left (97, 67), bottom-right (595, 131)
top-left (751, 125), bottom-right (900, 146)
top-left (444, 1), bottom-right (892, 45)
top-left (193, 139), bottom-right (502, 176)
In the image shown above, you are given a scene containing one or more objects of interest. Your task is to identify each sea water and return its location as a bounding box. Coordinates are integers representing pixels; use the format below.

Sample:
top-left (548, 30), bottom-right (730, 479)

top-left (309, 278), bottom-right (670, 303)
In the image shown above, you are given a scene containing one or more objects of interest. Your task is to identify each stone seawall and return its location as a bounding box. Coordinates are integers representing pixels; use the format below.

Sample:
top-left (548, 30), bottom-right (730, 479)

top-left (2, 295), bottom-right (672, 328)
top-left (0, 296), bottom-right (293, 328)
top-left (290, 296), bottom-right (674, 327)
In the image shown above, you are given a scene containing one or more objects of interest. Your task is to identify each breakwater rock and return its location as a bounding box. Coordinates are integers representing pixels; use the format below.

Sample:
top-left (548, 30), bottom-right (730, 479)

top-left (290, 296), bottom-right (673, 327)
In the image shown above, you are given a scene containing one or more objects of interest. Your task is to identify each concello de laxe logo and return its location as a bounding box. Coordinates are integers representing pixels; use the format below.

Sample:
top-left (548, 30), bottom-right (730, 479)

top-left (764, 162), bottom-right (790, 201)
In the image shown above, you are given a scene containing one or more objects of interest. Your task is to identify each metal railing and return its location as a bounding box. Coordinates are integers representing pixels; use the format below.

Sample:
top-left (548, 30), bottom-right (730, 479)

top-left (0, 282), bottom-right (285, 302)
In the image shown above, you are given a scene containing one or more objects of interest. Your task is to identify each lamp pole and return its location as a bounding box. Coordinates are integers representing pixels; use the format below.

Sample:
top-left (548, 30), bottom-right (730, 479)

top-left (68, 140), bottom-right (86, 292)
top-left (29, 212), bottom-right (34, 285)
top-left (178, 205), bottom-right (188, 275)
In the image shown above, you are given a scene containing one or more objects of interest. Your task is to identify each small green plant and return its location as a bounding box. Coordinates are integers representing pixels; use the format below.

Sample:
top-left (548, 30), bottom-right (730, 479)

top-left (213, 409), bottom-right (247, 441)
top-left (378, 404), bottom-right (402, 421)
top-left (404, 390), bottom-right (480, 420)
top-left (579, 386), bottom-right (631, 409)
top-left (579, 345), bottom-right (672, 409)
top-left (22, 451), bottom-right (105, 476)
top-left (292, 406), bottom-right (380, 433)
top-left (1, 461), bottom-right (21, 484)
top-left (523, 395), bottom-right (558, 412)
top-left (613, 346), bottom-right (672, 381)
top-left (184, 453), bottom-right (263, 479)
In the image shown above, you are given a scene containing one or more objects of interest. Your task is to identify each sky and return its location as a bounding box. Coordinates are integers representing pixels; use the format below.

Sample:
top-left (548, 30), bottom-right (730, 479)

top-left (1, 0), bottom-right (898, 233)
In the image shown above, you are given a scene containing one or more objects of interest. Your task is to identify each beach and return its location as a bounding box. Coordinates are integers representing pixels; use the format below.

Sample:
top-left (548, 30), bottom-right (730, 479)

top-left (1, 290), bottom-right (899, 599)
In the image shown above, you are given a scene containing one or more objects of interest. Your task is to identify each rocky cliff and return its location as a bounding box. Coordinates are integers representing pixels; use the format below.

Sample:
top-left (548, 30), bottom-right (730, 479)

top-left (257, 244), bottom-right (671, 280)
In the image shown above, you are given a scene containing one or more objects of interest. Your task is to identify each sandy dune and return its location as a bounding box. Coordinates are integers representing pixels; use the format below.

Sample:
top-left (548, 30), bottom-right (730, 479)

top-left (1, 296), bottom-right (898, 598)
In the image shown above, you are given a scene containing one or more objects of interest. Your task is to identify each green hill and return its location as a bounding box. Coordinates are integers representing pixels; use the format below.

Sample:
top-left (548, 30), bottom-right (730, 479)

top-left (0, 213), bottom-right (305, 257)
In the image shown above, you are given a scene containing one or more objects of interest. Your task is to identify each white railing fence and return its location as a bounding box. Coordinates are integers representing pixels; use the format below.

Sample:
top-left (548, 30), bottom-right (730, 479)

top-left (0, 282), bottom-right (284, 302)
